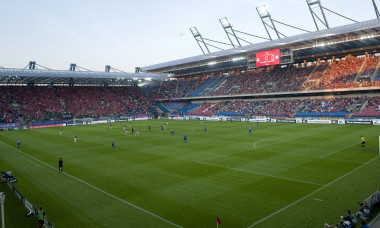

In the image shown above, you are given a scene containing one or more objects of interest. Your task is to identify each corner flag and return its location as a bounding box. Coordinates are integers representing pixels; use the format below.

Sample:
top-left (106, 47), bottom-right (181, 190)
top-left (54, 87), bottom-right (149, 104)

top-left (217, 216), bottom-right (221, 226)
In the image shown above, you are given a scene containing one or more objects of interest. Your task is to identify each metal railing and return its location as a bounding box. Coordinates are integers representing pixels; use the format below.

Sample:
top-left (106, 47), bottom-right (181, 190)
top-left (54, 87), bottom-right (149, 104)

top-left (5, 180), bottom-right (55, 228)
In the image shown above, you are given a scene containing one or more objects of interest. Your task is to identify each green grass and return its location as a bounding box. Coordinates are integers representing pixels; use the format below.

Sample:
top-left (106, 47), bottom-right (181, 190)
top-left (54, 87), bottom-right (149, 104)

top-left (0, 120), bottom-right (379, 227)
top-left (0, 182), bottom-right (36, 227)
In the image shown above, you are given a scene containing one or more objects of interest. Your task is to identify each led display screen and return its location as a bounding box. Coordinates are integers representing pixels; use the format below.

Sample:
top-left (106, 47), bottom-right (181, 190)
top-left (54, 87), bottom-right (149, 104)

top-left (256, 49), bottom-right (280, 67)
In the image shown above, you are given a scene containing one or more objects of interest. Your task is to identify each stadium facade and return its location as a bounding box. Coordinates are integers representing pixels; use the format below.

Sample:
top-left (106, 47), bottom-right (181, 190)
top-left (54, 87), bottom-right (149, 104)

top-left (142, 19), bottom-right (380, 78)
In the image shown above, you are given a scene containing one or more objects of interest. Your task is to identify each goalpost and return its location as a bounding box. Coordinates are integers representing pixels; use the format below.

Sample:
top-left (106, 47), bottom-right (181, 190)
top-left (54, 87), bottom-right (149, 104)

top-left (73, 118), bottom-right (94, 126)
top-left (73, 117), bottom-right (111, 126)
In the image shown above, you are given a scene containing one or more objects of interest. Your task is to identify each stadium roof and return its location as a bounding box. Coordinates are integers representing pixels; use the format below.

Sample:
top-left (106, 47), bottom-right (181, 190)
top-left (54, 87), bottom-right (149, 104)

top-left (142, 18), bottom-right (380, 72)
top-left (0, 68), bottom-right (168, 85)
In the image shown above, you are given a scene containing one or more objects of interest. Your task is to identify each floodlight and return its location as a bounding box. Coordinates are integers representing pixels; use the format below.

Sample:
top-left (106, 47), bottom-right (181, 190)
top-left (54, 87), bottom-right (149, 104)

top-left (190, 27), bottom-right (200, 36)
top-left (189, 27), bottom-right (211, 54)
top-left (207, 61), bottom-right (217, 65)
top-left (307, 0), bottom-right (320, 4)
top-left (257, 5), bottom-right (269, 17)
top-left (219, 17), bottom-right (231, 28)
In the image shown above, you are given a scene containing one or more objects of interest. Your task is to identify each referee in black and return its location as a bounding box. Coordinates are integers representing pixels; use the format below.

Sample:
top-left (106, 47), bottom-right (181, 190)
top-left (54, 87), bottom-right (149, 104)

top-left (58, 158), bottom-right (63, 173)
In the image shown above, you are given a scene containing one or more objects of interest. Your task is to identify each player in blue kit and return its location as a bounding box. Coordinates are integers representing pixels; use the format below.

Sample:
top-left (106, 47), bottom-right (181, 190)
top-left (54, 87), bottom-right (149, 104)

top-left (149, 125), bottom-right (151, 131)
top-left (171, 128), bottom-right (174, 135)
top-left (249, 126), bottom-right (252, 134)
top-left (17, 139), bottom-right (21, 149)
top-left (111, 139), bottom-right (116, 149)
top-left (204, 126), bottom-right (207, 134)
top-left (184, 134), bottom-right (187, 143)
top-left (161, 126), bottom-right (164, 131)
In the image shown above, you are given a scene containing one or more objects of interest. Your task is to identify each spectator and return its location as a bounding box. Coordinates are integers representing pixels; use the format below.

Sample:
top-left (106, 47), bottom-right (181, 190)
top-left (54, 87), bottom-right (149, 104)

top-left (346, 210), bottom-right (357, 227)
top-left (36, 206), bottom-right (46, 228)
top-left (360, 221), bottom-right (369, 228)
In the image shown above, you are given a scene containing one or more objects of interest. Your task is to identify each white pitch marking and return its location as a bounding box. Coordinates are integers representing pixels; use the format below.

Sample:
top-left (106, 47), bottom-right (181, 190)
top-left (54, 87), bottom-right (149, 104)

top-left (198, 130), bottom-right (325, 163)
top-left (198, 161), bottom-right (324, 186)
top-left (319, 143), bottom-right (357, 158)
top-left (246, 156), bottom-right (379, 228)
top-left (319, 157), bottom-right (364, 164)
top-left (253, 137), bottom-right (298, 149)
top-left (313, 198), bottom-right (324, 202)
top-left (0, 140), bottom-right (182, 228)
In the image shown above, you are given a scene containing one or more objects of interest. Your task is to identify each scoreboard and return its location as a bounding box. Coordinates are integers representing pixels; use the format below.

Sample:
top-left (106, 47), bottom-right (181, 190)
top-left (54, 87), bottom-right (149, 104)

top-left (247, 48), bottom-right (293, 69)
top-left (255, 49), bottom-right (280, 67)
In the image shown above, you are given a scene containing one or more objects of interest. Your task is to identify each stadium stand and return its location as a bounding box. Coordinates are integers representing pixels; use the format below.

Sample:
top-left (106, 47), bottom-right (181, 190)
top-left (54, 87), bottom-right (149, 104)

top-left (0, 86), bottom-right (154, 125)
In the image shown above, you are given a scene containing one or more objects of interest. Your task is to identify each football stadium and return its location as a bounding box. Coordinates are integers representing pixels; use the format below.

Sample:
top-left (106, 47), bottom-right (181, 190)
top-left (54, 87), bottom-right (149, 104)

top-left (1, 1), bottom-right (380, 228)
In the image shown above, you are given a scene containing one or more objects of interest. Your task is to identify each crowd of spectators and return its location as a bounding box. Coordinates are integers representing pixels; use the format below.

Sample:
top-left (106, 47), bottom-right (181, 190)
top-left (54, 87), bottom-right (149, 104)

top-left (302, 62), bottom-right (330, 90)
top-left (187, 103), bottom-right (216, 116)
top-left (227, 68), bottom-right (276, 95)
top-left (2, 54), bottom-right (380, 123)
top-left (217, 100), bottom-right (259, 116)
top-left (302, 97), bottom-right (356, 113)
top-left (358, 55), bottom-right (380, 82)
top-left (0, 86), bottom-right (154, 124)
top-left (182, 97), bottom-right (374, 117)
top-left (273, 65), bottom-right (315, 92)
top-left (310, 56), bottom-right (364, 90)
top-left (324, 201), bottom-right (373, 228)
top-left (147, 54), bottom-right (380, 100)
top-left (353, 96), bottom-right (380, 117)
top-left (147, 76), bottom-right (208, 99)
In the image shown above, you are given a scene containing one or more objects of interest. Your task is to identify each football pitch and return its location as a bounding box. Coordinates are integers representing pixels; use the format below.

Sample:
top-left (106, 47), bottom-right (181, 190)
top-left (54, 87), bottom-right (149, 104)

top-left (0, 120), bottom-right (379, 227)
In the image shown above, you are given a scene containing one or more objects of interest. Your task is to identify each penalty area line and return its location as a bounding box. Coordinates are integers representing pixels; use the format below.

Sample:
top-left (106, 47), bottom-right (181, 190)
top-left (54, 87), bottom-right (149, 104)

top-left (0, 140), bottom-right (182, 228)
top-left (198, 161), bottom-right (324, 186)
top-left (319, 143), bottom-right (358, 158)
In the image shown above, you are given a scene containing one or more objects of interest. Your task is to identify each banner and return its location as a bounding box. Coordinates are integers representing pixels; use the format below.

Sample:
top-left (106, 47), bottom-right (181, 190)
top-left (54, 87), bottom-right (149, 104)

top-left (307, 120), bottom-right (331, 124)
top-left (276, 119), bottom-right (296, 123)
top-left (345, 120), bottom-right (372, 125)
top-left (135, 117), bottom-right (149, 121)
top-left (90, 120), bottom-right (108, 124)
top-left (249, 118), bottom-right (266, 122)
top-left (205, 117), bottom-right (219, 121)
top-left (30, 123), bottom-right (64, 129)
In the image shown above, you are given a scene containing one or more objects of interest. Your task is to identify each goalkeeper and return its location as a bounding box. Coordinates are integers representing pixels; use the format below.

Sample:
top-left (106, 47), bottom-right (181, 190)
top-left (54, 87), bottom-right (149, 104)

top-left (361, 136), bottom-right (365, 149)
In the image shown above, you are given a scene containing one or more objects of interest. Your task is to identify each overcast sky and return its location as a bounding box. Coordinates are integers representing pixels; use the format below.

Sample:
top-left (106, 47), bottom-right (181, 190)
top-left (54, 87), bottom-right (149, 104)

top-left (0, 0), bottom-right (378, 72)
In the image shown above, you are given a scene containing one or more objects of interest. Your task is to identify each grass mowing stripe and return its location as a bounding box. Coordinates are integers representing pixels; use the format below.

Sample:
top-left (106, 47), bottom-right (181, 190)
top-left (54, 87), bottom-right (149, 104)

top-left (319, 142), bottom-right (358, 158)
top-left (246, 155), bottom-right (379, 228)
top-left (0, 140), bottom-right (183, 228)
top-left (198, 130), bottom-right (329, 163)
top-left (319, 157), bottom-right (364, 164)
top-left (198, 161), bottom-right (325, 186)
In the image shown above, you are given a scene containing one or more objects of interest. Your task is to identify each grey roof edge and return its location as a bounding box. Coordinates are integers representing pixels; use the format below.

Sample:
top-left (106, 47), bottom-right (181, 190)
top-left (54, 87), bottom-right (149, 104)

top-left (0, 68), bottom-right (169, 80)
top-left (142, 18), bottom-right (380, 71)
